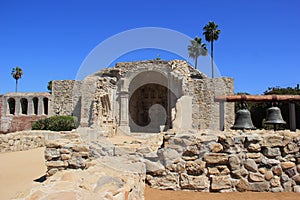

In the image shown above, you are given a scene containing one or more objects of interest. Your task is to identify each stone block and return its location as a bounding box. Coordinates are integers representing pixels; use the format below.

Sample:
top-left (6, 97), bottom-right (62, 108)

top-left (248, 173), bottom-right (265, 182)
top-left (247, 143), bottom-right (261, 152)
top-left (244, 159), bottom-right (258, 172)
top-left (262, 147), bottom-right (281, 157)
top-left (186, 160), bottom-right (206, 176)
top-left (228, 155), bottom-right (241, 171)
top-left (211, 176), bottom-right (232, 191)
top-left (281, 162), bottom-right (295, 170)
top-left (264, 170), bottom-right (274, 181)
top-left (180, 173), bottom-right (209, 191)
top-left (283, 143), bottom-right (299, 154)
top-left (236, 178), bottom-right (249, 192)
top-left (248, 182), bottom-right (269, 192)
top-left (204, 153), bottom-right (228, 165)
top-left (262, 135), bottom-right (283, 147)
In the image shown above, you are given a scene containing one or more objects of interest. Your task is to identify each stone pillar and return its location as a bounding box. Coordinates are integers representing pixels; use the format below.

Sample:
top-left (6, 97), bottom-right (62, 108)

top-left (15, 97), bottom-right (20, 116)
top-left (38, 97), bottom-right (44, 115)
top-left (28, 97), bottom-right (33, 115)
top-left (118, 90), bottom-right (130, 133)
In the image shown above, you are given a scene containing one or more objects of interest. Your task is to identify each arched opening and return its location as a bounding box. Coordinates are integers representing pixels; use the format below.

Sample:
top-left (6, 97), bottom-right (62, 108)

top-left (7, 98), bottom-right (16, 115)
top-left (43, 97), bottom-right (48, 115)
top-left (129, 83), bottom-right (177, 132)
top-left (32, 97), bottom-right (39, 115)
top-left (20, 98), bottom-right (28, 115)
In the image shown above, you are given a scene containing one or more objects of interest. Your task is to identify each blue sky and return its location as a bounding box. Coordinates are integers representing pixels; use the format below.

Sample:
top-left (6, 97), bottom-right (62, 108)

top-left (0, 0), bottom-right (299, 94)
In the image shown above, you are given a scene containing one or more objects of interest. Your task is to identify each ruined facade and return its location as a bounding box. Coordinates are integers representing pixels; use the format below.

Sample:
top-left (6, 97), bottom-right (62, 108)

top-left (0, 92), bottom-right (50, 133)
top-left (0, 60), bottom-right (234, 134)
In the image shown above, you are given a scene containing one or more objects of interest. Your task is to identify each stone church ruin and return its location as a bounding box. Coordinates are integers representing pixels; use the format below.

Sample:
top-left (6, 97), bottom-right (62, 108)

top-left (0, 60), bottom-right (234, 134)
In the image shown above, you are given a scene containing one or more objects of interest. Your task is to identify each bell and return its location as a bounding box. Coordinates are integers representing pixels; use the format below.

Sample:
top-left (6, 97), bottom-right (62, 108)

top-left (265, 106), bottom-right (286, 125)
top-left (231, 109), bottom-right (256, 130)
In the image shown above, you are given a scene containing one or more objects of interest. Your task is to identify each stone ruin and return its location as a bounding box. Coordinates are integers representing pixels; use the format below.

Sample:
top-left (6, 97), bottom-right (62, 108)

top-left (0, 60), bottom-right (300, 199)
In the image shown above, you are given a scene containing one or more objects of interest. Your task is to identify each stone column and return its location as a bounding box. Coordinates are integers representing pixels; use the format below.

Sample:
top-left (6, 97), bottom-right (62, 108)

top-left (289, 102), bottom-right (296, 132)
top-left (118, 90), bottom-right (130, 133)
top-left (27, 97), bottom-right (33, 115)
top-left (38, 97), bottom-right (44, 115)
top-left (15, 97), bottom-right (20, 116)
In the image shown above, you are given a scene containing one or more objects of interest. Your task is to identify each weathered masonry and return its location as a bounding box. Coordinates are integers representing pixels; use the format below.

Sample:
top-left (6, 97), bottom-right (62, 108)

top-left (0, 60), bottom-right (235, 134)
top-left (0, 92), bottom-right (50, 133)
top-left (51, 60), bottom-right (234, 134)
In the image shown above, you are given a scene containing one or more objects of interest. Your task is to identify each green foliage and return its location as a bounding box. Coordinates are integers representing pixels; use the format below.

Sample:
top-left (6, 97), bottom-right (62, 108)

top-left (187, 37), bottom-right (207, 69)
top-left (47, 81), bottom-right (52, 93)
top-left (32, 116), bottom-right (77, 131)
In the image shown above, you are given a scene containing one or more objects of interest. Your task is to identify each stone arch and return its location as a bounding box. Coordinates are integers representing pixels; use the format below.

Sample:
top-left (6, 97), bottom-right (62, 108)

top-left (7, 98), bottom-right (16, 115)
top-left (43, 97), bottom-right (49, 115)
top-left (32, 97), bottom-right (39, 115)
top-left (118, 66), bottom-right (183, 133)
top-left (20, 98), bottom-right (28, 115)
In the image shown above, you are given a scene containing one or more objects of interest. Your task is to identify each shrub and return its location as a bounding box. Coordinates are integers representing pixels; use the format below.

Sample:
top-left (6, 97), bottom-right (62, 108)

top-left (32, 116), bottom-right (77, 131)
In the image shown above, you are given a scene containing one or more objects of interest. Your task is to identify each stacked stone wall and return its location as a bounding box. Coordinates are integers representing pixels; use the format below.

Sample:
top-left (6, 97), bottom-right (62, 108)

top-left (0, 95), bottom-right (3, 133)
top-left (192, 78), bottom-right (234, 130)
top-left (145, 130), bottom-right (300, 192)
top-left (0, 131), bottom-right (45, 152)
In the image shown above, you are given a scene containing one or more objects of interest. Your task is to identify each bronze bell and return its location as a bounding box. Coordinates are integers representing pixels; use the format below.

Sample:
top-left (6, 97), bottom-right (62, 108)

top-left (265, 106), bottom-right (286, 125)
top-left (231, 109), bottom-right (256, 130)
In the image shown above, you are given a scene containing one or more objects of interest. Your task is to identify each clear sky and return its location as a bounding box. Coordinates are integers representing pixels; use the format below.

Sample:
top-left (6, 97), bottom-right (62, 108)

top-left (0, 0), bottom-right (299, 95)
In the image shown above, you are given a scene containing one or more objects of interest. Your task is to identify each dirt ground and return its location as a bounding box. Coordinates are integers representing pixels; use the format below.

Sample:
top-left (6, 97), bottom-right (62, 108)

top-left (145, 186), bottom-right (300, 200)
top-left (0, 148), bottom-right (299, 200)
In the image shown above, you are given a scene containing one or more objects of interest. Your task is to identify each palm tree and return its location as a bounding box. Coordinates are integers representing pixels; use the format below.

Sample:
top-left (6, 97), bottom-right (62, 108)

top-left (188, 37), bottom-right (207, 69)
top-left (203, 21), bottom-right (221, 78)
top-left (11, 67), bottom-right (23, 92)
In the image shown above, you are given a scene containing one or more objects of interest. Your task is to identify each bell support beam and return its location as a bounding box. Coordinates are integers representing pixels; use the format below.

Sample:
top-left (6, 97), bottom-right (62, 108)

top-left (215, 95), bottom-right (300, 132)
top-left (215, 95), bottom-right (300, 102)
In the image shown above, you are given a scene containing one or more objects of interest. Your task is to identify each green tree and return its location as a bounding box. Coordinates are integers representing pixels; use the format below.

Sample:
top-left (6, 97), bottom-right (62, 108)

top-left (11, 67), bottom-right (23, 92)
top-left (188, 37), bottom-right (207, 69)
top-left (47, 81), bottom-right (52, 93)
top-left (203, 21), bottom-right (221, 78)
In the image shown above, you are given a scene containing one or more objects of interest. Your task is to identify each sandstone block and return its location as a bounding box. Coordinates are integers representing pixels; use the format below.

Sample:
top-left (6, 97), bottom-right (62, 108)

top-left (186, 160), bottom-right (206, 176)
top-left (285, 168), bottom-right (296, 178)
top-left (236, 178), bottom-right (249, 192)
top-left (45, 148), bottom-right (60, 160)
top-left (248, 182), bottom-right (269, 192)
top-left (270, 176), bottom-right (281, 187)
top-left (265, 170), bottom-right (274, 181)
top-left (247, 143), bottom-right (261, 152)
top-left (262, 135), bottom-right (283, 147)
top-left (232, 167), bottom-right (248, 178)
top-left (297, 164), bottom-right (300, 173)
top-left (281, 162), bottom-right (295, 170)
top-left (294, 185), bottom-right (300, 193)
top-left (211, 176), bottom-right (232, 191)
top-left (283, 143), bottom-right (299, 154)
top-left (61, 154), bottom-right (71, 160)
top-left (248, 173), bottom-right (265, 182)
top-left (46, 161), bottom-right (68, 168)
top-left (258, 167), bottom-right (266, 174)
top-left (204, 153), bottom-right (228, 165)
top-left (228, 155), bottom-right (241, 171)
top-left (210, 143), bottom-right (223, 153)
top-left (262, 147), bottom-right (281, 157)
top-left (180, 173), bottom-right (209, 191)
top-left (244, 159), bottom-right (258, 172)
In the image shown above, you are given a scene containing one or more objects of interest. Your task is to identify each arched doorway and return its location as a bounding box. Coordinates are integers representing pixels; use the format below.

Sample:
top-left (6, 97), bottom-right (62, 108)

top-left (129, 83), bottom-right (177, 132)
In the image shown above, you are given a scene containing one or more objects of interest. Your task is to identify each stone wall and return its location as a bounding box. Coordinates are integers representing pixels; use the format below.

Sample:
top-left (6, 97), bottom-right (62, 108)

top-left (145, 130), bottom-right (300, 192)
top-left (192, 78), bottom-right (234, 130)
top-left (0, 95), bottom-right (3, 133)
top-left (51, 80), bottom-right (80, 116)
top-left (44, 132), bottom-right (90, 176)
top-left (0, 131), bottom-right (45, 152)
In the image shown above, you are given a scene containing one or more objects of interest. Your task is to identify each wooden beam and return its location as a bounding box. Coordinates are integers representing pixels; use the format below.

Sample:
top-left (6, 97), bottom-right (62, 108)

top-left (215, 95), bottom-right (300, 102)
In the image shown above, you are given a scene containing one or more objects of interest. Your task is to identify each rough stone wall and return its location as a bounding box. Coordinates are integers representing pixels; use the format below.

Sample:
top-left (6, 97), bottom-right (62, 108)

top-left (192, 78), bottom-right (234, 130)
top-left (145, 130), bottom-right (300, 192)
top-left (0, 95), bottom-right (3, 133)
top-left (3, 115), bottom-right (47, 133)
top-left (0, 131), bottom-right (44, 152)
top-left (45, 133), bottom-right (90, 176)
top-left (51, 80), bottom-right (78, 116)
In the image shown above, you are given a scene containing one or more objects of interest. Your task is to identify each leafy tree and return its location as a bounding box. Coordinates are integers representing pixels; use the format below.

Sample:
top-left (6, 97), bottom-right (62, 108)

top-left (11, 67), bottom-right (23, 92)
top-left (47, 81), bottom-right (52, 93)
top-left (188, 37), bottom-right (207, 69)
top-left (203, 21), bottom-right (221, 78)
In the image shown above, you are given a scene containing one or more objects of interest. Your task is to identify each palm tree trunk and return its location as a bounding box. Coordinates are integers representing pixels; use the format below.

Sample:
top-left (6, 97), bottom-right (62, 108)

top-left (211, 40), bottom-right (214, 78)
top-left (15, 79), bottom-right (18, 92)
top-left (195, 57), bottom-right (198, 69)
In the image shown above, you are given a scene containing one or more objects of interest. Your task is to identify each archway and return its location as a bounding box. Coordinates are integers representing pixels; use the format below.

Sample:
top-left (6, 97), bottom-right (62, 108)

top-left (129, 83), bottom-right (177, 132)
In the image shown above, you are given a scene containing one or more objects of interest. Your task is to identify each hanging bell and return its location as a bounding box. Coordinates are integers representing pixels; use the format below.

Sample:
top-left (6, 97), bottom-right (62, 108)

top-left (265, 106), bottom-right (286, 125)
top-left (231, 109), bottom-right (256, 130)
